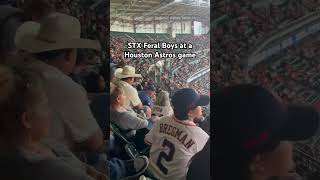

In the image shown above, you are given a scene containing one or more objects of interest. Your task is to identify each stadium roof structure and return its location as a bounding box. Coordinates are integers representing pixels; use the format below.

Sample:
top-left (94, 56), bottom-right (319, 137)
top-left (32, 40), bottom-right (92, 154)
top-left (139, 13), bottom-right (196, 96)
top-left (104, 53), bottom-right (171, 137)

top-left (110, 0), bottom-right (210, 24)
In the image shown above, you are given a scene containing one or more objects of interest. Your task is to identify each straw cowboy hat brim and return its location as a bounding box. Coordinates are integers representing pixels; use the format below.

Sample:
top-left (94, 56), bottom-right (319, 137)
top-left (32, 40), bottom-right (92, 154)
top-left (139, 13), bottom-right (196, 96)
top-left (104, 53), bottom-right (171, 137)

top-left (114, 67), bottom-right (142, 79)
top-left (15, 14), bottom-right (101, 53)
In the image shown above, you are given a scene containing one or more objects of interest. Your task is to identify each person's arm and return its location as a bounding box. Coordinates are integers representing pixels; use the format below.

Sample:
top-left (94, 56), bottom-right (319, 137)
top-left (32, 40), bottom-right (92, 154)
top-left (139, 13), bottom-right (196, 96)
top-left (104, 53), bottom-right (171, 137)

top-left (144, 138), bottom-right (152, 145)
top-left (126, 111), bottom-right (148, 130)
top-left (127, 86), bottom-right (143, 109)
top-left (81, 130), bottom-right (104, 152)
top-left (144, 121), bottom-right (157, 145)
top-left (133, 102), bottom-right (143, 109)
top-left (144, 106), bottom-right (152, 119)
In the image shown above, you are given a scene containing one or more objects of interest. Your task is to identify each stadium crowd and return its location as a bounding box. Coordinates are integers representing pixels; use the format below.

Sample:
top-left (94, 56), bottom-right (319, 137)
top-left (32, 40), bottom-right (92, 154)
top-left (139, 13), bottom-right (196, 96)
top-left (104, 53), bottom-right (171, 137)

top-left (212, 0), bottom-right (320, 91)
top-left (212, 0), bottom-right (320, 178)
top-left (109, 25), bottom-right (211, 179)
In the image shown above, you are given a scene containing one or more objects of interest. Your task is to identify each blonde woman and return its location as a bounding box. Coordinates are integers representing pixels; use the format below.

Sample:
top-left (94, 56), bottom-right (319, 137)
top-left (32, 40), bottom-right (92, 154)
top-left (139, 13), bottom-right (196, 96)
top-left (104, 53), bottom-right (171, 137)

top-left (152, 90), bottom-right (174, 117)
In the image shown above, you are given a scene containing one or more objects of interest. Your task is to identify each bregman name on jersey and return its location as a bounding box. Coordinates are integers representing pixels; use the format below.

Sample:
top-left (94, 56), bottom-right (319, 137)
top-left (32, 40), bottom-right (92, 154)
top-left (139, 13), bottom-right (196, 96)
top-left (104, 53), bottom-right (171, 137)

top-left (159, 123), bottom-right (195, 149)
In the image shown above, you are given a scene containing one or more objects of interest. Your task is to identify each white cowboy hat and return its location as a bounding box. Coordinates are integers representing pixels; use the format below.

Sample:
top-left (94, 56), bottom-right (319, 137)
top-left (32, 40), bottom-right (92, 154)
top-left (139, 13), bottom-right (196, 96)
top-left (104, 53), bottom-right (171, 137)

top-left (115, 65), bottom-right (142, 79)
top-left (14, 13), bottom-right (101, 53)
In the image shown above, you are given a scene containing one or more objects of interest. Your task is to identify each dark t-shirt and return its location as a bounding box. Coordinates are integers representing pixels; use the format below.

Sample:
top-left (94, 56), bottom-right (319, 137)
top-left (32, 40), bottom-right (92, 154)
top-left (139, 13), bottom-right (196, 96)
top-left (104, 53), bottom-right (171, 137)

top-left (187, 140), bottom-right (210, 180)
top-left (90, 93), bottom-right (109, 138)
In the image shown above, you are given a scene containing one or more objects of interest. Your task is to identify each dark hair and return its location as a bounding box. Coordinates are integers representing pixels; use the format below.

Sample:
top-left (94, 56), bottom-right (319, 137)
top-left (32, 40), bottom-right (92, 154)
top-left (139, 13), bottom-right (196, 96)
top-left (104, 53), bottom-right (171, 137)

top-left (174, 112), bottom-right (188, 120)
top-left (136, 84), bottom-right (143, 91)
top-left (23, 0), bottom-right (54, 20)
top-left (33, 49), bottom-right (71, 61)
top-left (0, 64), bottom-right (44, 148)
top-left (84, 72), bottom-right (104, 93)
top-left (121, 77), bottom-right (134, 81)
top-left (173, 106), bottom-right (197, 120)
top-left (75, 49), bottom-right (87, 66)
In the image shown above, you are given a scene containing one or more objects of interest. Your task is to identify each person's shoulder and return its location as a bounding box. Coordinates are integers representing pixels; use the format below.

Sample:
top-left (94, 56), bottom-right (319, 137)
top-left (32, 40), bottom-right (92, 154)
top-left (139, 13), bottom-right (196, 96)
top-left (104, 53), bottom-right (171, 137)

top-left (39, 66), bottom-right (86, 95)
top-left (35, 159), bottom-right (92, 180)
top-left (158, 115), bottom-right (173, 123)
top-left (193, 125), bottom-right (209, 137)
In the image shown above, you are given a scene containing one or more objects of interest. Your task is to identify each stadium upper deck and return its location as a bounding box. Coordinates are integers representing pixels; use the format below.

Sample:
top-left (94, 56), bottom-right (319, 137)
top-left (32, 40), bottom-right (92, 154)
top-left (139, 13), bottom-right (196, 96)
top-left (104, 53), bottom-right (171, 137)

top-left (111, 0), bottom-right (209, 24)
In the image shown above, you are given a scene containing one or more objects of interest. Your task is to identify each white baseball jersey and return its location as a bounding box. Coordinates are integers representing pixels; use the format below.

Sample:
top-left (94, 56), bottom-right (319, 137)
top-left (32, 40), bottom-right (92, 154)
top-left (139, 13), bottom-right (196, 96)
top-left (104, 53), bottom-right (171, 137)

top-left (145, 115), bottom-right (209, 180)
top-left (152, 105), bottom-right (174, 117)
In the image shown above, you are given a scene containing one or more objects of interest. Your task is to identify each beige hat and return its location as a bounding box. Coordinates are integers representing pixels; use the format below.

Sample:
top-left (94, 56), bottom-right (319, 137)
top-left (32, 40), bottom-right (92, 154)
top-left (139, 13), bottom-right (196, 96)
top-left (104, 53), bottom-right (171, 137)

top-left (115, 65), bottom-right (142, 79)
top-left (14, 13), bottom-right (101, 53)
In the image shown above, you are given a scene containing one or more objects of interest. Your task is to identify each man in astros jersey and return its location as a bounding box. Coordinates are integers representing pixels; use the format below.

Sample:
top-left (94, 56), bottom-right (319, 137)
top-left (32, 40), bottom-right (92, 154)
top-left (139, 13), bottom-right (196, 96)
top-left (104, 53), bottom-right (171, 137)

top-left (144, 88), bottom-right (209, 180)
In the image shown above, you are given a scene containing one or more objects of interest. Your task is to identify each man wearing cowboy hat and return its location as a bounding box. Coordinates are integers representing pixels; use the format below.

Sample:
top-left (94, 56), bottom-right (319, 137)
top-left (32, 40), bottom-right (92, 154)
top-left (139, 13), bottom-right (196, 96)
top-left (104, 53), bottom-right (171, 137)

top-left (14, 13), bottom-right (104, 152)
top-left (114, 65), bottom-right (144, 111)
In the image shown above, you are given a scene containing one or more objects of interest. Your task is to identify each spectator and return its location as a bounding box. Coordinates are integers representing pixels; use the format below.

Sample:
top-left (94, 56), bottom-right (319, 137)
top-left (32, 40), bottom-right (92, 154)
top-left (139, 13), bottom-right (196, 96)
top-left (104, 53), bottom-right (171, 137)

top-left (0, 64), bottom-right (149, 180)
top-left (84, 71), bottom-right (106, 93)
top-left (70, 49), bottom-right (87, 86)
top-left (187, 141), bottom-right (210, 180)
top-left (90, 93), bottom-right (108, 139)
top-left (138, 84), bottom-right (156, 107)
top-left (114, 65), bottom-right (143, 111)
top-left (110, 82), bottom-right (149, 138)
top-left (211, 84), bottom-right (319, 180)
top-left (0, 64), bottom-right (99, 180)
top-left (14, 13), bottom-right (103, 152)
top-left (152, 90), bottom-right (174, 117)
top-left (145, 88), bottom-right (209, 180)
top-left (136, 84), bottom-right (144, 91)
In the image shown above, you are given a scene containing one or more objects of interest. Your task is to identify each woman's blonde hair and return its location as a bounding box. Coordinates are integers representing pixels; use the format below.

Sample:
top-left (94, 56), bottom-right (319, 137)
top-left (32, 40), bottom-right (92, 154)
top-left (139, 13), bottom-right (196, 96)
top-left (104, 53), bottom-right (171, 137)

top-left (155, 90), bottom-right (171, 106)
top-left (110, 82), bottom-right (124, 104)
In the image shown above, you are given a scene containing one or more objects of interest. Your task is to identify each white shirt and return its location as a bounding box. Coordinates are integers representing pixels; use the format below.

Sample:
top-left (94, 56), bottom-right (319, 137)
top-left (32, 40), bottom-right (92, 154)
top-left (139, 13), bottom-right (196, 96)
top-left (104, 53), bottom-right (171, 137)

top-left (27, 59), bottom-right (100, 150)
top-left (145, 115), bottom-right (209, 180)
top-left (152, 105), bottom-right (174, 117)
top-left (117, 80), bottom-right (142, 110)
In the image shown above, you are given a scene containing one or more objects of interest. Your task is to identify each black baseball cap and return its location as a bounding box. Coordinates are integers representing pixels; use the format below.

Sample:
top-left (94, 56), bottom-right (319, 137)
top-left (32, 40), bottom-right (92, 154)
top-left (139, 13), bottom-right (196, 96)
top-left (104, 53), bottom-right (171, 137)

top-left (212, 84), bottom-right (319, 151)
top-left (172, 88), bottom-right (210, 120)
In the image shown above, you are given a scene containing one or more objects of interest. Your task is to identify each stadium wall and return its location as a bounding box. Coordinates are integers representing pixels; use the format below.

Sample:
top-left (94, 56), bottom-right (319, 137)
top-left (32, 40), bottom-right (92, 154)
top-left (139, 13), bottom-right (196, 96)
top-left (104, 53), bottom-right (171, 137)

top-left (247, 19), bottom-right (320, 68)
top-left (111, 20), bottom-right (192, 34)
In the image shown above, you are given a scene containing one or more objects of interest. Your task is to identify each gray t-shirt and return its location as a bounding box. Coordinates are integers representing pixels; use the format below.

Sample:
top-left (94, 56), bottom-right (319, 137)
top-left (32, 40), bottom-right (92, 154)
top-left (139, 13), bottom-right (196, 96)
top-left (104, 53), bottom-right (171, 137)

top-left (110, 108), bottom-right (148, 137)
top-left (0, 143), bottom-right (94, 180)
